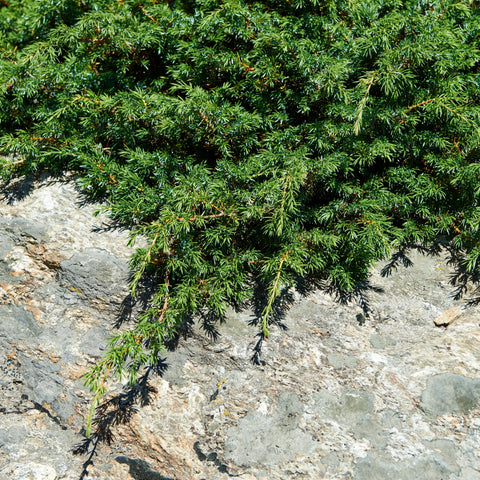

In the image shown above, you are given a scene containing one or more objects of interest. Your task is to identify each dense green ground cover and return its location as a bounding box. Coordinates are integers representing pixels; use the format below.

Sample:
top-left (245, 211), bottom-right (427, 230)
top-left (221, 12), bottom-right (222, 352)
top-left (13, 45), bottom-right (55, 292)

top-left (1, 0), bottom-right (479, 430)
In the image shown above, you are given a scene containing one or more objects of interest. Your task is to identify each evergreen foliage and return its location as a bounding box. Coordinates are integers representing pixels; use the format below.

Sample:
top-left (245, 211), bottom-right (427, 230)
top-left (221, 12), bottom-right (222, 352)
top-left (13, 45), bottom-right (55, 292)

top-left (1, 0), bottom-right (479, 433)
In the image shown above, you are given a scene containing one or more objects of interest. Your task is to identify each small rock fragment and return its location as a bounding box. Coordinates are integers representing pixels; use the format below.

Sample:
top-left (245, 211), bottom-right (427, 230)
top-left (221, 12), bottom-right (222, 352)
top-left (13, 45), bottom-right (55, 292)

top-left (434, 307), bottom-right (462, 327)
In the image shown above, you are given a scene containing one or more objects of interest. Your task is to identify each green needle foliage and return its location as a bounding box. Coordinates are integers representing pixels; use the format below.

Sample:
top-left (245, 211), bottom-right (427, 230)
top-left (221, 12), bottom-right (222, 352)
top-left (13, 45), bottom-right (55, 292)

top-left (1, 0), bottom-right (480, 433)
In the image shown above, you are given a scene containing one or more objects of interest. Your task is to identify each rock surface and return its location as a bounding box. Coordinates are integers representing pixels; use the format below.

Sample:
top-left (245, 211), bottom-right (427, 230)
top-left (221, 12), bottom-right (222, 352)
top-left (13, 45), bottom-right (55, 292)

top-left (1, 175), bottom-right (480, 480)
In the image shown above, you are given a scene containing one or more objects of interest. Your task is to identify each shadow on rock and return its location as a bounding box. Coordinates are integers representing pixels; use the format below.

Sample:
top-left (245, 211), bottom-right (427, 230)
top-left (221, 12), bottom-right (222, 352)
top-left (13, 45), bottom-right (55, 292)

top-left (193, 441), bottom-right (229, 474)
top-left (0, 173), bottom-right (36, 204)
top-left (116, 456), bottom-right (179, 480)
top-left (114, 271), bottom-right (162, 328)
top-left (247, 274), bottom-right (384, 365)
top-left (73, 362), bottom-right (168, 480)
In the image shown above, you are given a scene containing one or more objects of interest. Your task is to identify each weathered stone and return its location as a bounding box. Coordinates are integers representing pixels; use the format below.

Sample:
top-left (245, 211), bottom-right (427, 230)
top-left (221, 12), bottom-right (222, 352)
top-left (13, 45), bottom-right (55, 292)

top-left (313, 389), bottom-right (374, 427)
top-left (327, 351), bottom-right (358, 369)
top-left (421, 373), bottom-right (480, 416)
top-left (460, 467), bottom-right (480, 480)
top-left (0, 216), bottom-right (49, 243)
top-left (0, 425), bottom-right (29, 451)
top-left (351, 415), bottom-right (389, 447)
top-left (355, 450), bottom-right (457, 480)
top-left (59, 247), bottom-right (129, 304)
top-left (276, 391), bottom-right (304, 429)
top-left (422, 439), bottom-right (460, 474)
top-left (224, 409), bottom-right (317, 467)
top-left (0, 305), bottom-right (42, 337)
top-left (369, 333), bottom-right (397, 349)
top-left (0, 228), bottom-right (15, 258)
top-left (434, 306), bottom-right (462, 327)
top-left (0, 464), bottom-right (57, 480)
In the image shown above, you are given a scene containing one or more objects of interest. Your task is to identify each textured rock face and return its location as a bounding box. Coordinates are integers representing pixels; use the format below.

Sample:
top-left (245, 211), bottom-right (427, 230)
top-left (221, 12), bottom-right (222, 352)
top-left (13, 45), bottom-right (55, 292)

top-left (1, 176), bottom-right (480, 480)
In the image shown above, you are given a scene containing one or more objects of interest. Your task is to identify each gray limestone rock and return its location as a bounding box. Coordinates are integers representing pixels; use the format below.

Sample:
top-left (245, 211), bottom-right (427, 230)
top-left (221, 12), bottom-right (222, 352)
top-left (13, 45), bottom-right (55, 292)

top-left (0, 216), bottom-right (49, 243)
top-left (351, 415), bottom-right (389, 448)
top-left (422, 439), bottom-right (460, 475)
top-left (0, 425), bottom-right (29, 451)
top-left (421, 373), bottom-right (480, 416)
top-left (224, 408), bottom-right (317, 467)
top-left (59, 247), bottom-right (129, 304)
top-left (327, 351), bottom-right (358, 369)
top-left (314, 389), bottom-right (375, 427)
top-left (0, 229), bottom-right (21, 283)
top-left (369, 333), bottom-right (397, 349)
top-left (355, 450), bottom-right (457, 480)
top-left (0, 228), bottom-right (15, 258)
top-left (0, 463), bottom-right (57, 480)
top-left (0, 305), bottom-right (42, 337)
top-left (276, 391), bottom-right (304, 429)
